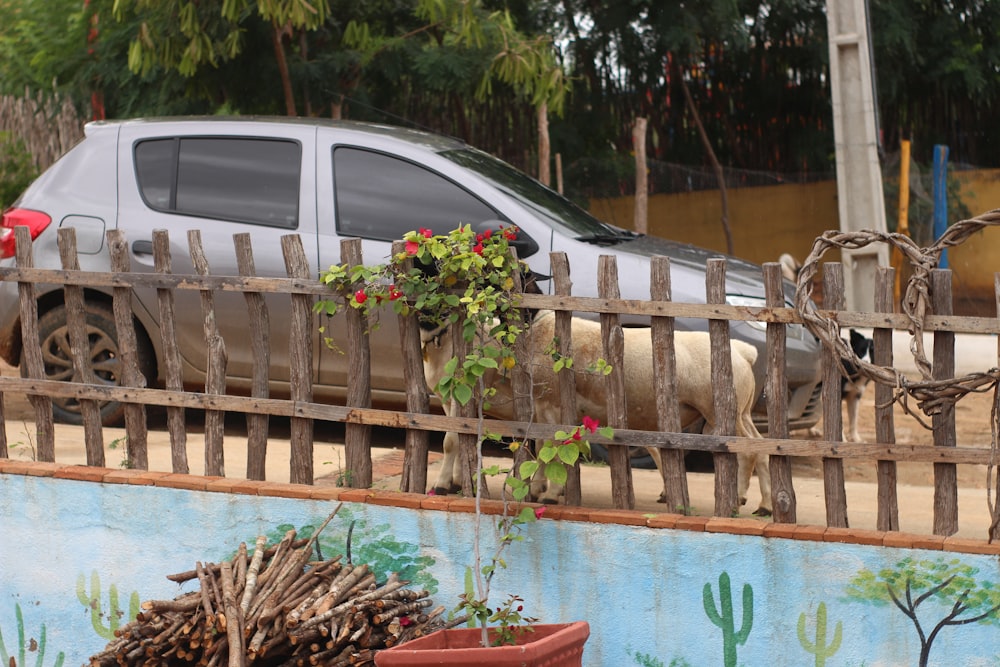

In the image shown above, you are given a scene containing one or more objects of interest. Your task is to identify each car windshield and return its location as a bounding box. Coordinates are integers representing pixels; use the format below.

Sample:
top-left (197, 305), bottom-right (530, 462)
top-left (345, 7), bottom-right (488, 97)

top-left (441, 147), bottom-right (635, 242)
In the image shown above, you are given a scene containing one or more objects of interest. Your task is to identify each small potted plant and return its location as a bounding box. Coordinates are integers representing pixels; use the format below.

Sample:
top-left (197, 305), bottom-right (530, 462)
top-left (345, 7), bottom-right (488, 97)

top-left (319, 225), bottom-right (598, 665)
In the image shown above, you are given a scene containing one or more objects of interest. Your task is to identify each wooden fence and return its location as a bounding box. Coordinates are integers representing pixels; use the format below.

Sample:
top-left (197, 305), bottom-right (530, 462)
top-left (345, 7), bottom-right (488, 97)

top-left (1, 225), bottom-right (998, 538)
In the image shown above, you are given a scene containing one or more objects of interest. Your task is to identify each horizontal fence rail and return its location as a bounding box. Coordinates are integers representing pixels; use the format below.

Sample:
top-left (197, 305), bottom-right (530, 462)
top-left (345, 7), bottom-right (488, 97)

top-left (1, 226), bottom-right (998, 539)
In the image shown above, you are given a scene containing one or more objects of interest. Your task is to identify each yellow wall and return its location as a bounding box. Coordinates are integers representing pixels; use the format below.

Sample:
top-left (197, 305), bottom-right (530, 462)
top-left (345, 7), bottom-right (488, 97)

top-left (590, 169), bottom-right (1000, 316)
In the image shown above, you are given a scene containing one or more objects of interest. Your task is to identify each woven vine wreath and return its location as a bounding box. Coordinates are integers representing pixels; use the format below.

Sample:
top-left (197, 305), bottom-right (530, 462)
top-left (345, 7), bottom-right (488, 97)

top-left (791, 208), bottom-right (1000, 540)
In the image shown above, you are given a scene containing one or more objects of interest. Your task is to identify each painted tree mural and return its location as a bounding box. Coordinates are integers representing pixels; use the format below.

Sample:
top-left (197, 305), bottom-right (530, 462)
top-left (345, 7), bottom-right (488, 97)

top-left (846, 556), bottom-right (1000, 667)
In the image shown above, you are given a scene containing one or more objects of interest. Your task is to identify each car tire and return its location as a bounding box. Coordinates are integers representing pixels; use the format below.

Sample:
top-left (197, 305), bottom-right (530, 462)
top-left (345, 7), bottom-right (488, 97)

top-left (21, 303), bottom-right (155, 426)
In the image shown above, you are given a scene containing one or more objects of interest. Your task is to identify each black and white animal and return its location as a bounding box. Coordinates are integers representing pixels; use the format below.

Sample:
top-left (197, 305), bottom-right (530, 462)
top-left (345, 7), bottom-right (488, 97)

top-left (421, 310), bottom-right (773, 515)
top-left (809, 329), bottom-right (874, 442)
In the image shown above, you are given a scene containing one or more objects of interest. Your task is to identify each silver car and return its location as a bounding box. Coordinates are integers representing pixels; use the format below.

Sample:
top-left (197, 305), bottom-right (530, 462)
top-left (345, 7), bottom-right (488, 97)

top-left (0, 117), bottom-right (822, 463)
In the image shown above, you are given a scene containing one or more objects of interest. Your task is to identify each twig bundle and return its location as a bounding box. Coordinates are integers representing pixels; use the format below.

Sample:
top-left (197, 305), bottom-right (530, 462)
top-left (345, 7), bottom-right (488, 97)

top-left (88, 505), bottom-right (459, 666)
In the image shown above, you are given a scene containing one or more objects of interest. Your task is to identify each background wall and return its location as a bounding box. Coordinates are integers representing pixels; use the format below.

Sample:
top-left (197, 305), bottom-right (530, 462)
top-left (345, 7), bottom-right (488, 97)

top-left (2, 465), bottom-right (999, 667)
top-left (591, 169), bottom-right (1000, 316)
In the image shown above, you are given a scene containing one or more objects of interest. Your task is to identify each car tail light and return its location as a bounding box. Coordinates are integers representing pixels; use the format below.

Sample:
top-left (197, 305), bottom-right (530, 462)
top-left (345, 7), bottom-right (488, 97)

top-left (0, 208), bottom-right (52, 259)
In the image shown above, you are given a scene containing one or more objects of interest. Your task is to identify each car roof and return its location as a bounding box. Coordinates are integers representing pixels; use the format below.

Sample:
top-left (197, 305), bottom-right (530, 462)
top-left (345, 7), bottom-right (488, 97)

top-left (84, 116), bottom-right (469, 153)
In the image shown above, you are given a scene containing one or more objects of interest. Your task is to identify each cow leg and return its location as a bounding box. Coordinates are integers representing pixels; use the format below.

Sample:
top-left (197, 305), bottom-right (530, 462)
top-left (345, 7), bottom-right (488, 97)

top-left (431, 431), bottom-right (463, 495)
top-left (737, 414), bottom-right (771, 516)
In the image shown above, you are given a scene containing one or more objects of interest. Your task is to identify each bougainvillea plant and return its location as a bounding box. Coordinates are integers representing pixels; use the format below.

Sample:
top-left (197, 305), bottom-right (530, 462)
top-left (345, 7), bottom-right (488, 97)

top-left (317, 224), bottom-right (611, 646)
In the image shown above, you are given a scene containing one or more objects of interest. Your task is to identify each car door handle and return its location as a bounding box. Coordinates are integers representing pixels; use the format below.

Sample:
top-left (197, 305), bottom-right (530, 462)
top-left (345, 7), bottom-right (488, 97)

top-left (132, 240), bottom-right (154, 255)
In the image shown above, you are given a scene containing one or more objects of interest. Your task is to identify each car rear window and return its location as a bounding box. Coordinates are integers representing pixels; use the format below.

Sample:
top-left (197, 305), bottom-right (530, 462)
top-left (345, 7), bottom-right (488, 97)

top-left (135, 137), bottom-right (301, 228)
top-left (333, 147), bottom-right (499, 240)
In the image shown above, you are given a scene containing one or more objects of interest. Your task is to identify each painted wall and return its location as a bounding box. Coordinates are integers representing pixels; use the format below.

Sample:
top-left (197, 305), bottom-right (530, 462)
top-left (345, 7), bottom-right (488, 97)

top-left (591, 169), bottom-right (1000, 316)
top-left (2, 467), bottom-right (999, 667)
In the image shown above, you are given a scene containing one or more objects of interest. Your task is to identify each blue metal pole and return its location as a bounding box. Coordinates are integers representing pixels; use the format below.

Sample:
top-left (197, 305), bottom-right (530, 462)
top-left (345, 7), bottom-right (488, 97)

top-left (932, 144), bottom-right (950, 268)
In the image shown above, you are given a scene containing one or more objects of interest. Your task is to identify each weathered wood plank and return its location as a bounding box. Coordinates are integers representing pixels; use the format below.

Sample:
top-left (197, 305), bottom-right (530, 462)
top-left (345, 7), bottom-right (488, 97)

top-left (187, 230), bottom-right (224, 477)
top-left (14, 226), bottom-right (54, 460)
top-left (991, 273), bottom-right (1000, 543)
top-left (282, 235), bottom-right (315, 486)
top-left (392, 240), bottom-right (430, 494)
top-left (650, 255), bottom-right (688, 513)
top-left (5, 264), bottom-right (1000, 333)
top-left (234, 233), bottom-right (268, 481)
top-left (153, 230), bottom-right (189, 475)
top-left (341, 239), bottom-right (373, 489)
top-left (931, 269), bottom-right (958, 536)
top-left (108, 229), bottom-right (149, 470)
top-left (820, 263), bottom-right (848, 528)
top-left (57, 227), bottom-right (104, 466)
top-left (764, 262), bottom-right (795, 523)
top-left (551, 252), bottom-right (582, 506)
top-left (598, 255), bottom-right (635, 510)
top-left (707, 259), bottom-right (739, 517)
top-left (874, 267), bottom-right (899, 531)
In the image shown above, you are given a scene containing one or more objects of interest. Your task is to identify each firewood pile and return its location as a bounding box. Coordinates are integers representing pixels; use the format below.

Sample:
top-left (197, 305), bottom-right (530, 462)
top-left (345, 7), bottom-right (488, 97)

top-left (89, 505), bottom-right (459, 666)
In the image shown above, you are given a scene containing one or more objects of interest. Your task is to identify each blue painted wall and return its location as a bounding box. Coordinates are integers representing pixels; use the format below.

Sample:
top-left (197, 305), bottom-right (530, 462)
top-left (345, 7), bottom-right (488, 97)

top-left (2, 472), bottom-right (999, 667)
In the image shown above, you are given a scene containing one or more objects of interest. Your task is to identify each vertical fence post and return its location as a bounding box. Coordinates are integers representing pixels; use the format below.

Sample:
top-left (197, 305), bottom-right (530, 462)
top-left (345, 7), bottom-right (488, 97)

top-left (108, 229), bottom-right (149, 470)
top-left (57, 227), bottom-right (104, 466)
top-left (234, 233), bottom-right (268, 481)
top-left (282, 234), bottom-right (315, 485)
top-left (393, 240), bottom-right (430, 494)
top-left (820, 263), bottom-right (849, 527)
top-left (932, 269), bottom-right (958, 535)
top-left (650, 256), bottom-right (689, 513)
top-left (874, 266), bottom-right (899, 531)
top-left (341, 238), bottom-right (373, 489)
top-left (707, 258), bottom-right (739, 517)
top-left (153, 230), bottom-right (189, 475)
top-left (598, 255), bottom-right (635, 510)
top-left (14, 226), bottom-right (54, 460)
top-left (764, 262), bottom-right (795, 523)
top-left (551, 252), bottom-right (582, 505)
top-left (187, 230), bottom-right (224, 477)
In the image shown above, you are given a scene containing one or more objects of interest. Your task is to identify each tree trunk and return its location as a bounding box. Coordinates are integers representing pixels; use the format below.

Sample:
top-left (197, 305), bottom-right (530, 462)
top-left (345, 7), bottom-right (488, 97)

top-left (675, 58), bottom-right (734, 255)
top-left (272, 21), bottom-right (297, 117)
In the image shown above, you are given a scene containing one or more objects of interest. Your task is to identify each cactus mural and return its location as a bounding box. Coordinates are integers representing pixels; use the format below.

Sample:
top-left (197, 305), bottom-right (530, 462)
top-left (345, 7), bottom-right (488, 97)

top-left (703, 571), bottom-right (753, 667)
top-left (76, 571), bottom-right (141, 640)
top-left (0, 604), bottom-right (65, 667)
top-left (798, 601), bottom-right (842, 666)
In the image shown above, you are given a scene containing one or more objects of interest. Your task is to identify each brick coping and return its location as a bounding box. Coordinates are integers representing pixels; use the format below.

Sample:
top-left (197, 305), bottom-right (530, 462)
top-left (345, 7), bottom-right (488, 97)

top-left (4, 459), bottom-right (999, 556)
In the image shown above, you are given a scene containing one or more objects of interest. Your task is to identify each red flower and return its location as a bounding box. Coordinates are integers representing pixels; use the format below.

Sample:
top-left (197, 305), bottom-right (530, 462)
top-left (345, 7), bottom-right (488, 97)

top-left (388, 285), bottom-right (403, 301)
top-left (503, 227), bottom-right (518, 241)
top-left (533, 506), bottom-right (546, 519)
top-left (354, 290), bottom-right (368, 304)
top-left (420, 227), bottom-right (433, 238)
top-left (399, 616), bottom-right (413, 627)
top-left (405, 240), bottom-right (420, 255)
top-left (472, 243), bottom-right (484, 255)
top-left (582, 415), bottom-right (599, 433)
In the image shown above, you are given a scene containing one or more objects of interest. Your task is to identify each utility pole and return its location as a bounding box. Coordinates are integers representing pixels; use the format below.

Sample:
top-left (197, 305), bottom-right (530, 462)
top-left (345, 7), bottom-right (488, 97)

top-left (826, 0), bottom-right (888, 312)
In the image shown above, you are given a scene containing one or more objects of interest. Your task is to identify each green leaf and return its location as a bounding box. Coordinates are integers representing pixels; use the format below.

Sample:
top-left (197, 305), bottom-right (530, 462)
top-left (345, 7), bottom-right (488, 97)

top-left (452, 383), bottom-right (473, 406)
top-left (558, 444), bottom-right (580, 465)
top-left (518, 460), bottom-right (539, 479)
top-left (537, 443), bottom-right (557, 463)
top-left (545, 460), bottom-right (567, 487)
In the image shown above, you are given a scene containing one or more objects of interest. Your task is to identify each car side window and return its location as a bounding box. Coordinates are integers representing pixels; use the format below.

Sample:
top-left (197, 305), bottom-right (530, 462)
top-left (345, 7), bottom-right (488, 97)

top-left (135, 137), bottom-right (301, 228)
top-left (333, 147), bottom-right (500, 240)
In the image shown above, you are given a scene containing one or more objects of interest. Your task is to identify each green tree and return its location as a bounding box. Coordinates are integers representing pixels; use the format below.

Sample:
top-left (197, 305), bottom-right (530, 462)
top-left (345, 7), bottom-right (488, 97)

top-left (112, 0), bottom-right (331, 116)
top-left (845, 556), bottom-right (1000, 667)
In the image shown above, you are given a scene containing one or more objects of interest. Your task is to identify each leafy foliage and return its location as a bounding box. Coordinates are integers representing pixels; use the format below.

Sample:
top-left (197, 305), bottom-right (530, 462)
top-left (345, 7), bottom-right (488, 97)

top-left (0, 133), bottom-right (37, 209)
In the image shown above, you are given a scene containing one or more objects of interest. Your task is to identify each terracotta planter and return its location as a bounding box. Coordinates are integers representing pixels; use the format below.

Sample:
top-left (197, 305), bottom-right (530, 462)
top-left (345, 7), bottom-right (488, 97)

top-left (374, 621), bottom-right (590, 666)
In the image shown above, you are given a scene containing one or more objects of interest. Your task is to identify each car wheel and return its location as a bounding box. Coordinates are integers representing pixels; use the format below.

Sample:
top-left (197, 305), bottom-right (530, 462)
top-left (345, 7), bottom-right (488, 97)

top-left (588, 443), bottom-right (657, 470)
top-left (21, 303), bottom-right (155, 426)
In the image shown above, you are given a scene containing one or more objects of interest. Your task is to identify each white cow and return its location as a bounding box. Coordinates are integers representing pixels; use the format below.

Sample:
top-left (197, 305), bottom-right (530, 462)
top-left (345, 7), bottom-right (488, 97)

top-left (422, 310), bottom-right (771, 515)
